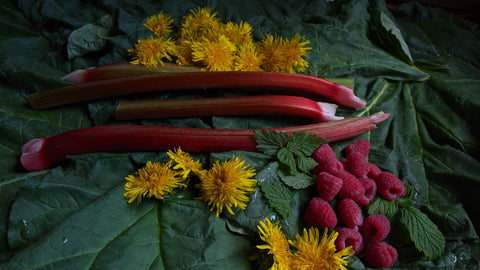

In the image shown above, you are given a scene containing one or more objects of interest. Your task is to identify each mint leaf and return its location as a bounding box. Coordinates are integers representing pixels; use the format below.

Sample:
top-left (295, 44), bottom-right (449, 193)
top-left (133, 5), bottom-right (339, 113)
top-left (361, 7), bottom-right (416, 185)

top-left (367, 197), bottom-right (399, 219)
top-left (401, 205), bottom-right (445, 260)
top-left (254, 130), bottom-right (289, 156)
top-left (277, 148), bottom-right (297, 175)
top-left (297, 156), bottom-right (318, 174)
top-left (260, 182), bottom-right (292, 219)
top-left (278, 171), bottom-right (316, 189)
top-left (286, 132), bottom-right (328, 156)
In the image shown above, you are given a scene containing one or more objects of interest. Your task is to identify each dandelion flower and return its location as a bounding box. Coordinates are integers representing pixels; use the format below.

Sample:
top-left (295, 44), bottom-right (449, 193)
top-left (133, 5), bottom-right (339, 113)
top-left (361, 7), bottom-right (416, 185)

top-left (191, 34), bottom-right (237, 71)
top-left (289, 227), bottom-right (354, 270)
top-left (167, 147), bottom-right (206, 178)
top-left (128, 36), bottom-right (176, 67)
top-left (197, 156), bottom-right (257, 217)
top-left (258, 34), bottom-right (284, 72)
top-left (124, 161), bottom-right (186, 204)
top-left (144, 13), bottom-right (174, 37)
top-left (279, 34), bottom-right (311, 73)
top-left (235, 43), bottom-right (262, 71)
top-left (257, 217), bottom-right (292, 270)
top-left (222, 21), bottom-right (253, 45)
top-left (178, 6), bottom-right (220, 40)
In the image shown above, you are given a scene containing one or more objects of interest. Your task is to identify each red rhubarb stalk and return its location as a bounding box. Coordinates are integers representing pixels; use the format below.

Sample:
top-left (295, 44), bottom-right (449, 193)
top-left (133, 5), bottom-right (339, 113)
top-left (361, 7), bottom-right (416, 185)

top-left (62, 63), bottom-right (202, 83)
top-left (115, 95), bottom-right (343, 122)
top-left (28, 72), bottom-right (366, 110)
top-left (20, 112), bottom-right (389, 172)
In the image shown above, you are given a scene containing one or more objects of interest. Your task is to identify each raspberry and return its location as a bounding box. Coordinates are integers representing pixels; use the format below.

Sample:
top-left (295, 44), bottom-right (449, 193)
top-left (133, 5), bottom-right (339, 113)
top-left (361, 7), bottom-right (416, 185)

top-left (374, 172), bottom-right (407, 201)
top-left (364, 241), bottom-right (398, 268)
top-left (317, 172), bottom-right (343, 201)
top-left (334, 227), bottom-right (363, 254)
top-left (313, 158), bottom-right (343, 176)
top-left (345, 139), bottom-right (371, 157)
top-left (366, 163), bottom-right (382, 179)
top-left (312, 144), bottom-right (337, 163)
top-left (334, 170), bottom-right (365, 203)
top-left (343, 152), bottom-right (368, 178)
top-left (303, 197), bottom-right (337, 229)
top-left (358, 177), bottom-right (377, 205)
top-left (362, 214), bottom-right (390, 244)
top-left (337, 198), bottom-right (363, 229)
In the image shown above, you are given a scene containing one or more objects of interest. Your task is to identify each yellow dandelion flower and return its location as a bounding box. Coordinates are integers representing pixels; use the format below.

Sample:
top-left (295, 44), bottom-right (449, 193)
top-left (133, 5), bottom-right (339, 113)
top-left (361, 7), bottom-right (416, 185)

top-left (191, 34), bottom-right (237, 71)
top-left (167, 147), bottom-right (206, 178)
top-left (222, 21), bottom-right (253, 45)
top-left (235, 42), bottom-right (262, 71)
top-left (178, 6), bottom-right (220, 40)
top-left (197, 156), bottom-right (257, 217)
top-left (289, 227), bottom-right (354, 270)
top-left (279, 34), bottom-right (311, 73)
top-left (257, 217), bottom-right (292, 270)
top-left (174, 39), bottom-right (195, 66)
top-left (258, 34), bottom-right (284, 73)
top-left (124, 161), bottom-right (186, 204)
top-left (128, 36), bottom-right (176, 67)
top-left (144, 13), bottom-right (174, 37)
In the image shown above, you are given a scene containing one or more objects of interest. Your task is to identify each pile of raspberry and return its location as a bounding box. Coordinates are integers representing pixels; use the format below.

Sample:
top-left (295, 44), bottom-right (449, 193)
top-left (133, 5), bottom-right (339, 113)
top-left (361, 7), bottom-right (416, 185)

top-left (303, 140), bottom-right (406, 268)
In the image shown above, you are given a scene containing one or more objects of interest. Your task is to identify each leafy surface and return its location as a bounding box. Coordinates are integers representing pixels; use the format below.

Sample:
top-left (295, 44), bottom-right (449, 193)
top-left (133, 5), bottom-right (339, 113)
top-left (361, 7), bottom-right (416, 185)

top-left (1, 0), bottom-right (480, 269)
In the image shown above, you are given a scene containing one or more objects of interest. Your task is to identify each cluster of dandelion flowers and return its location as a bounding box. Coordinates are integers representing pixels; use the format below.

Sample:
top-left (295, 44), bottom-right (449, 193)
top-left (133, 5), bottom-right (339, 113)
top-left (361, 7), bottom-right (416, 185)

top-left (197, 156), bottom-right (257, 217)
top-left (257, 218), bottom-right (354, 270)
top-left (124, 160), bottom-right (186, 204)
top-left (167, 147), bottom-right (206, 179)
top-left (128, 6), bottom-right (311, 73)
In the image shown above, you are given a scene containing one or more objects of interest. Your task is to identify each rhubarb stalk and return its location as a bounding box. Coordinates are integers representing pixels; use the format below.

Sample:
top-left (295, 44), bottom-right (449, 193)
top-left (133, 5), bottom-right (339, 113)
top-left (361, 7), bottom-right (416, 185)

top-left (115, 95), bottom-right (343, 122)
top-left (28, 72), bottom-right (366, 110)
top-left (20, 112), bottom-right (389, 172)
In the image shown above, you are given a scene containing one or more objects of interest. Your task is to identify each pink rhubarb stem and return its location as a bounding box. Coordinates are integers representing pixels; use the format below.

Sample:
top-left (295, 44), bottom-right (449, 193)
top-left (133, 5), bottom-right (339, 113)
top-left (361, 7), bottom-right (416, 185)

top-left (29, 72), bottom-right (366, 110)
top-left (62, 63), bottom-right (203, 83)
top-left (20, 112), bottom-right (389, 172)
top-left (115, 95), bottom-right (343, 122)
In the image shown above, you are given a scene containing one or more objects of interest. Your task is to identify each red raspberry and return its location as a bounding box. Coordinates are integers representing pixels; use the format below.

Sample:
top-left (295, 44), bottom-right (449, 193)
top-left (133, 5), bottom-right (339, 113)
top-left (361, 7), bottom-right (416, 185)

top-left (337, 198), bottom-right (363, 229)
top-left (312, 144), bottom-right (337, 163)
top-left (362, 214), bottom-right (390, 244)
top-left (364, 241), bottom-right (398, 268)
top-left (345, 139), bottom-right (371, 157)
top-left (374, 172), bottom-right (407, 201)
top-left (317, 172), bottom-right (343, 201)
top-left (334, 227), bottom-right (363, 254)
top-left (358, 177), bottom-right (377, 205)
top-left (303, 197), bottom-right (337, 229)
top-left (366, 163), bottom-right (382, 179)
top-left (343, 152), bottom-right (368, 178)
top-left (334, 170), bottom-right (365, 203)
top-left (313, 158), bottom-right (343, 176)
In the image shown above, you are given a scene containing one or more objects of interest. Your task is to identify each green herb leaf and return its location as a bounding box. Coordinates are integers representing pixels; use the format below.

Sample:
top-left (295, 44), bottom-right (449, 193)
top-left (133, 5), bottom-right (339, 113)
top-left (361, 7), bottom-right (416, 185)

top-left (401, 205), bottom-right (445, 260)
top-left (278, 170), bottom-right (316, 189)
top-left (286, 132), bottom-right (328, 156)
top-left (260, 182), bottom-right (292, 219)
top-left (254, 130), bottom-right (289, 156)
top-left (297, 156), bottom-right (318, 174)
top-left (367, 196), bottom-right (399, 220)
top-left (277, 148), bottom-right (298, 175)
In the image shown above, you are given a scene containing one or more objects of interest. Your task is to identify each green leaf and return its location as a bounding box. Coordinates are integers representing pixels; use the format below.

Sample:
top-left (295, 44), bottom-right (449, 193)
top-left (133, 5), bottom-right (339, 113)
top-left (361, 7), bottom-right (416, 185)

top-left (297, 156), bottom-right (318, 174)
top-left (259, 182), bottom-right (292, 219)
top-left (254, 130), bottom-right (290, 156)
top-left (286, 132), bottom-right (328, 156)
top-left (67, 15), bottom-right (113, 59)
top-left (276, 148), bottom-right (297, 175)
top-left (401, 205), bottom-right (445, 260)
top-left (367, 196), bottom-right (399, 220)
top-left (278, 170), bottom-right (316, 190)
top-left (371, 11), bottom-right (414, 65)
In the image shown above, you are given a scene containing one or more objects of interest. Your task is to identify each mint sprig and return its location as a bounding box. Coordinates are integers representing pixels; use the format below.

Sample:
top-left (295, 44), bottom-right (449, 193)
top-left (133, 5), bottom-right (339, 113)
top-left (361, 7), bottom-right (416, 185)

top-left (367, 187), bottom-right (445, 260)
top-left (259, 182), bottom-right (292, 219)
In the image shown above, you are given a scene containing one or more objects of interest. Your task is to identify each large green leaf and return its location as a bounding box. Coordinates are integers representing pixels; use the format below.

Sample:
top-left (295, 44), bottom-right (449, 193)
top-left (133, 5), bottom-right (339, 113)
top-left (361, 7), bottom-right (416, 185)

top-left (1, 0), bottom-right (479, 269)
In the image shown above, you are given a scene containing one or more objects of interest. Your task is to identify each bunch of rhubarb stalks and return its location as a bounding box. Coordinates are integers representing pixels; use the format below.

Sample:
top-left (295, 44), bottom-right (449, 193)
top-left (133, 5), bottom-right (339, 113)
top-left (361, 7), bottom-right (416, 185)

top-left (21, 64), bottom-right (390, 171)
